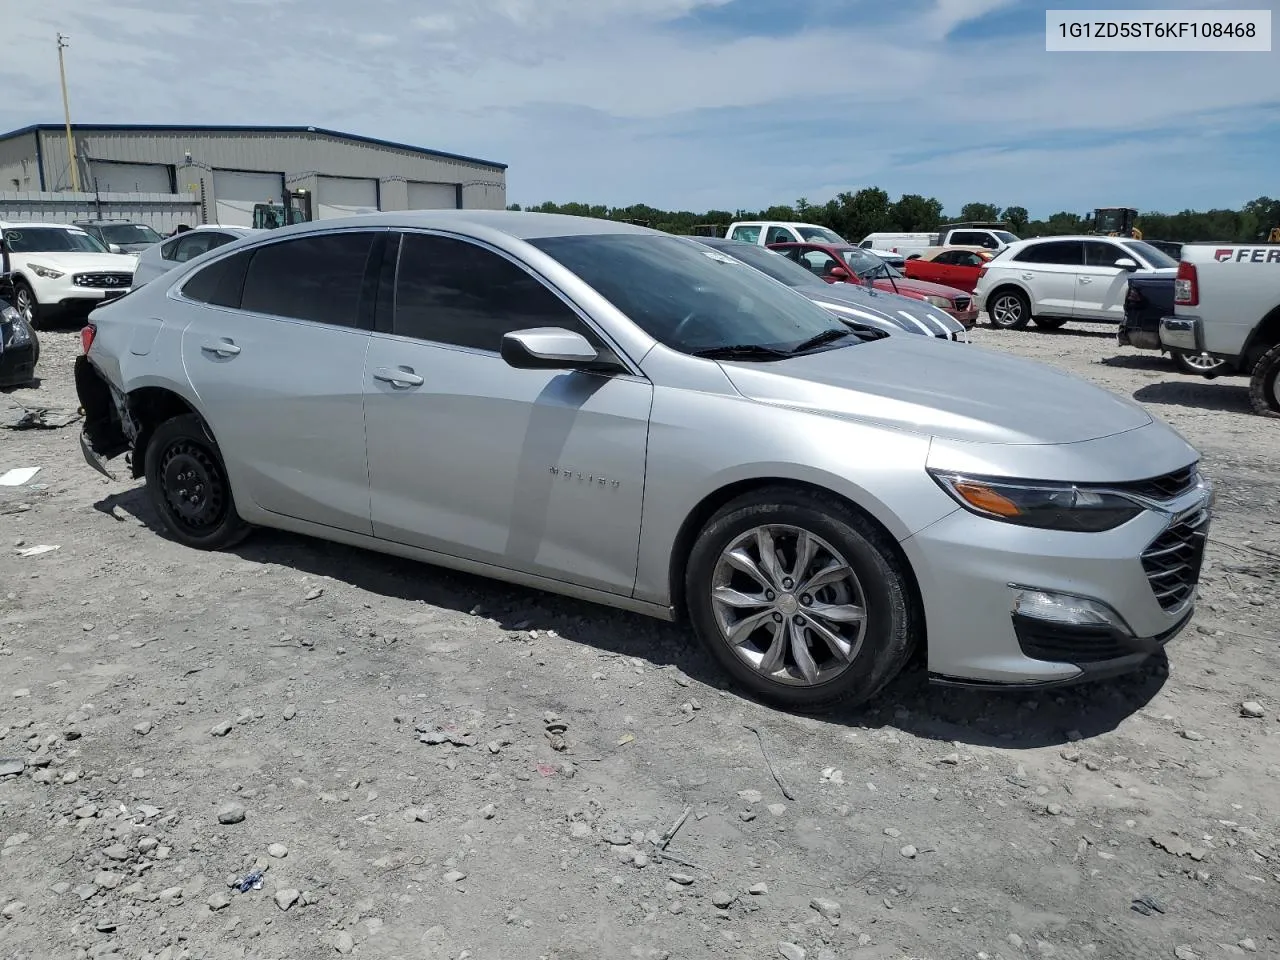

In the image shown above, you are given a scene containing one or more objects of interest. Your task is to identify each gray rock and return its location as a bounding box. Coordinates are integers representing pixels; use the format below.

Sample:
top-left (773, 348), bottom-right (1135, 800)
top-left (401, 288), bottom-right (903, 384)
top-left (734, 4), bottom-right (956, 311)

top-left (267, 842), bottom-right (288, 859)
top-left (1, 901), bottom-right (26, 919)
top-left (810, 897), bottom-right (841, 921)
top-left (1240, 701), bottom-right (1265, 719)
top-left (207, 892), bottom-right (231, 911)
top-left (443, 870), bottom-right (467, 883)
top-left (748, 882), bottom-right (768, 895)
top-left (217, 802), bottom-right (246, 825)
top-left (3, 832), bottom-right (29, 848)
top-left (74, 803), bottom-right (98, 819)
top-left (711, 890), bottom-right (735, 908)
top-left (779, 943), bottom-right (806, 960)
top-left (900, 844), bottom-right (918, 858)
top-left (283, 706), bottom-right (297, 721)
top-left (132, 720), bottom-right (153, 736)
top-left (211, 721), bottom-right (233, 737)
top-left (1238, 939), bottom-right (1257, 953)
top-left (103, 844), bottom-right (129, 861)
top-left (1180, 730), bottom-right (1205, 741)
top-left (94, 871), bottom-right (122, 890)
top-left (159, 886), bottom-right (183, 904)
top-left (479, 803), bottom-right (496, 820)
top-left (0, 758), bottom-right (24, 778)
top-left (274, 888), bottom-right (300, 911)
top-left (1174, 947), bottom-right (1199, 960)
top-left (1046, 803), bottom-right (1064, 816)
top-left (670, 873), bottom-right (695, 885)
top-left (333, 931), bottom-right (355, 954)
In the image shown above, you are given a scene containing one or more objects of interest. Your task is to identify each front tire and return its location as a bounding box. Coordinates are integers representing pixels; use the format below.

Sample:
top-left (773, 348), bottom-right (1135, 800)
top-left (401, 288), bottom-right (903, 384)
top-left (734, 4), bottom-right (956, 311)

top-left (685, 487), bottom-right (917, 713)
top-left (1172, 350), bottom-right (1231, 377)
top-left (987, 289), bottom-right (1031, 330)
top-left (11, 280), bottom-right (39, 330)
top-left (144, 414), bottom-right (251, 549)
top-left (1248, 343), bottom-right (1280, 418)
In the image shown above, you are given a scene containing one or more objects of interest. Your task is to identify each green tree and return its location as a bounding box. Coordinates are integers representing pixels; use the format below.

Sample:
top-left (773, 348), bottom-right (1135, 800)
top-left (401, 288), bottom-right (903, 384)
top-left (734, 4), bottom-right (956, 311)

top-left (958, 202), bottom-right (1001, 223)
top-left (1001, 206), bottom-right (1029, 233)
top-left (891, 194), bottom-right (944, 232)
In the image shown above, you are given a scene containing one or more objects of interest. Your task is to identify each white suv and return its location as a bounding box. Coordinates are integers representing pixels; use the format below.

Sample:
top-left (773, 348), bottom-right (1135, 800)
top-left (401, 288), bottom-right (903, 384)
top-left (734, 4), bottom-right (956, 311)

top-left (725, 220), bottom-right (847, 246)
top-left (1, 222), bottom-right (138, 327)
top-left (973, 235), bottom-right (1178, 330)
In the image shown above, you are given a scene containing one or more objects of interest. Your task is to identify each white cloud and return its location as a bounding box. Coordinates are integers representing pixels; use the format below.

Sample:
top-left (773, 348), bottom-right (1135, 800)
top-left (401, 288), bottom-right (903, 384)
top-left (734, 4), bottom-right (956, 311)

top-left (1, 0), bottom-right (1276, 215)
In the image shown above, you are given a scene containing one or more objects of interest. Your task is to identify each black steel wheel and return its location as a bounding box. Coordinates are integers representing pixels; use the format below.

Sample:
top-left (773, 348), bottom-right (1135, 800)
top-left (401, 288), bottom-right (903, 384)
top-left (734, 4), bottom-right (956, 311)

top-left (144, 414), bottom-right (250, 549)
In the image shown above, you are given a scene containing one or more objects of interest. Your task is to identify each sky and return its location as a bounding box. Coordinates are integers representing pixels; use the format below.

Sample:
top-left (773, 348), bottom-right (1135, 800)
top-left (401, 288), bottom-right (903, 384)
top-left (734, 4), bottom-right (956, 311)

top-left (2, 0), bottom-right (1278, 217)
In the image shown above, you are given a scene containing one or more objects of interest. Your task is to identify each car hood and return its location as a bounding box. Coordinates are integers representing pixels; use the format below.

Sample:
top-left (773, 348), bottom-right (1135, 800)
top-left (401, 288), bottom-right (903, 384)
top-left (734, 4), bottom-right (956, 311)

top-left (719, 335), bottom-right (1153, 445)
top-left (13, 252), bottom-right (138, 272)
top-left (874, 276), bottom-right (968, 301)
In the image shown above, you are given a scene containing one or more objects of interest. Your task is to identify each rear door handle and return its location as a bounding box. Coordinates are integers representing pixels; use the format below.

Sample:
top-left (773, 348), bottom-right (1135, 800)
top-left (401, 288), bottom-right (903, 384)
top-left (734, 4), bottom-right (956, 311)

top-left (373, 366), bottom-right (424, 388)
top-left (201, 339), bottom-right (241, 357)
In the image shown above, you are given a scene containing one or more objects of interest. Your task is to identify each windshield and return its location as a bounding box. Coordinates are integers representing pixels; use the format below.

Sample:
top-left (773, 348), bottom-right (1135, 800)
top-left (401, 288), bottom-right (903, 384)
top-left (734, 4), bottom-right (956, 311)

top-left (697, 240), bottom-right (824, 288)
top-left (2, 227), bottom-right (108, 254)
top-left (1123, 240), bottom-right (1177, 269)
top-left (993, 231), bottom-right (1019, 244)
top-left (840, 247), bottom-right (902, 279)
top-left (797, 226), bottom-right (846, 244)
top-left (100, 223), bottom-right (162, 245)
top-left (530, 234), bottom-right (860, 356)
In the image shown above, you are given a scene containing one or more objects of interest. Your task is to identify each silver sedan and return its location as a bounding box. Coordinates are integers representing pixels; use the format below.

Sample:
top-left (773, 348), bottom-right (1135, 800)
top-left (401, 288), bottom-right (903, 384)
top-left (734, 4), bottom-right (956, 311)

top-left (75, 212), bottom-right (1211, 712)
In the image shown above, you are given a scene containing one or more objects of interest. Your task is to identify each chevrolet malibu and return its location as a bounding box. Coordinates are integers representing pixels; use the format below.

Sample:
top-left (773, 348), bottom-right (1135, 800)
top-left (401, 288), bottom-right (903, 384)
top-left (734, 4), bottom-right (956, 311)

top-left (75, 212), bottom-right (1212, 712)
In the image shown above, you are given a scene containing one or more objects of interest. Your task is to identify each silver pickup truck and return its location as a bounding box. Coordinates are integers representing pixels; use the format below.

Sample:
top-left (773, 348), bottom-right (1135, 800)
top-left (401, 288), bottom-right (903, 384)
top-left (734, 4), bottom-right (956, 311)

top-left (1160, 243), bottom-right (1280, 417)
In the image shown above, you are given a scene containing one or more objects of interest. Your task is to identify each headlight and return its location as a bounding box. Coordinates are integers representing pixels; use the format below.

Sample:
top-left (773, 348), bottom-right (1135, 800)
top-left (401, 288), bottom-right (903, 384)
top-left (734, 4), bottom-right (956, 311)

top-left (1, 305), bottom-right (31, 346)
top-left (929, 471), bottom-right (1144, 532)
top-left (923, 295), bottom-right (952, 309)
top-left (29, 264), bottom-right (65, 279)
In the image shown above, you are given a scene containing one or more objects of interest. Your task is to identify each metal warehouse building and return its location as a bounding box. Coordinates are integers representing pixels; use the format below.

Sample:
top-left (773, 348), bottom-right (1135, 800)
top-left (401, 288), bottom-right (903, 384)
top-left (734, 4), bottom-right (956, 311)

top-left (0, 124), bottom-right (506, 230)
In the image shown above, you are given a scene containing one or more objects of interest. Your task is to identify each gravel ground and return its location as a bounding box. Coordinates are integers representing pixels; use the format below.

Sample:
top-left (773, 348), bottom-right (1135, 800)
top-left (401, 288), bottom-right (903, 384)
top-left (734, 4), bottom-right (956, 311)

top-left (1, 321), bottom-right (1277, 960)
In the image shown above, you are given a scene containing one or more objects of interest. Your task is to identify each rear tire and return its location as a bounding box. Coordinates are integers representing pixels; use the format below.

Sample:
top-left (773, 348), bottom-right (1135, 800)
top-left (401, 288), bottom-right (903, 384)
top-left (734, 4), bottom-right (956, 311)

top-left (144, 414), bottom-right (251, 549)
top-left (1032, 316), bottom-right (1068, 330)
top-left (1248, 343), bottom-right (1280, 418)
top-left (987, 288), bottom-right (1030, 330)
top-left (685, 487), bottom-right (917, 713)
top-left (1172, 350), bottom-right (1232, 377)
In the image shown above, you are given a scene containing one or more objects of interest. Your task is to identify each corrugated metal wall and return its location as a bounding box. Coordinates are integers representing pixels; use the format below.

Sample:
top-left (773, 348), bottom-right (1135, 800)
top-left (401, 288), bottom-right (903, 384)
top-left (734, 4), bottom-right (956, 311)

top-left (34, 128), bottom-right (507, 214)
top-left (0, 192), bottom-right (200, 233)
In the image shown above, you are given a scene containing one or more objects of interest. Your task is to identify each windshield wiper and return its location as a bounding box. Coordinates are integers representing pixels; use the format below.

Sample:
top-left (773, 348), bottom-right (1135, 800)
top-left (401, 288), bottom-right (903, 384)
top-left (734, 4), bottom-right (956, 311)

top-left (788, 328), bottom-right (858, 354)
top-left (692, 344), bottom-right (790, 361)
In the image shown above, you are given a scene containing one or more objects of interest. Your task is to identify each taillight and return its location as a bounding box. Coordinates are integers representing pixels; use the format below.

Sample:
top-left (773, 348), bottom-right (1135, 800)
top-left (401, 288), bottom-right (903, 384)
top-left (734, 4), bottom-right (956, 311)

top-left (976, 266), bottom-right (988, 282)
top-left (80, 324), bottom-right (96, 354)
top-left (1174, 261), bottom-right (1198, 306)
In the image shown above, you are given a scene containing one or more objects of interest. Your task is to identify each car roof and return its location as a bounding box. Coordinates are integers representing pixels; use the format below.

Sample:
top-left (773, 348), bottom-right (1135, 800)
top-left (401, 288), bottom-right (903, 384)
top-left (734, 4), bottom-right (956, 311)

top-left (73, 219), bottom-right (142, 225)
top-left (0, 221), bottom-right (85, 230)
top-left (255, 210), bottom-right (658, 242)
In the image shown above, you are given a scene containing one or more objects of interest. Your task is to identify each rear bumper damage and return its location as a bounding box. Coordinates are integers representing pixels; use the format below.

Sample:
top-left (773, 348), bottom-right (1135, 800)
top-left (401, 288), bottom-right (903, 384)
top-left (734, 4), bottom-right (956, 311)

top-left (74, 354), bottom-right (130, 479)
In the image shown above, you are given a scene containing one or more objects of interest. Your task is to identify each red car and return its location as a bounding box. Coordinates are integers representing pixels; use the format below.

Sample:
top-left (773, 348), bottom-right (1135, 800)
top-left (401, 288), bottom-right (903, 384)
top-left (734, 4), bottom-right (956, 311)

top-left (768, 241), bottom-right (979, 327)
top-left (903, 247), bottom-right (993, 293)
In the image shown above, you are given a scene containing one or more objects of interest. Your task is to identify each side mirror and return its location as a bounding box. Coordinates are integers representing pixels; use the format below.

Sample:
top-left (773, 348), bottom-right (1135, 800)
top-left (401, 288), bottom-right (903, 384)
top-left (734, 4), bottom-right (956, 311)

top-left (1113, 257), bottom-right (1138, 271)
top-left (501, 327), bottom-right (614, 371)
top-left (108, 243), bottom-right (123, 254)
top-left (828, 266), bottom-right (851, 281)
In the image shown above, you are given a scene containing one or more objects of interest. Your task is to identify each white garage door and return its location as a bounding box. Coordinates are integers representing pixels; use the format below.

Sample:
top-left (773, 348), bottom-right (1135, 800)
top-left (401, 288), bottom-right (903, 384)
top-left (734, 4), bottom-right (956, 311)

top-left (407, 181), bottom-right (458, 210)
top-left (316, 176), bottom-right (378, 219)
top-left (88, 161), bottom-right (173, 194)
top-left (213, 170), bottom-right (285, 226)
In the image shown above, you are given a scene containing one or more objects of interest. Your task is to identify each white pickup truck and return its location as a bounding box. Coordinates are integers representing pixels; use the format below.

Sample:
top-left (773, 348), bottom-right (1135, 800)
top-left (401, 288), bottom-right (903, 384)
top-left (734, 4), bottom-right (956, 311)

top-left (1159, 243), bottom-right (1280, 416)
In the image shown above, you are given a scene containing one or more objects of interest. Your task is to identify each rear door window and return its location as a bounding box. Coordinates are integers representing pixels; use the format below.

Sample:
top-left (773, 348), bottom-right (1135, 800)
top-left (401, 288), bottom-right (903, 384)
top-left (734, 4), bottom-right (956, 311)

top-left (729, 225), bottom-right (761, 243)
top-left (1014, 241), bottom-right (1083, 265)
top-left (239, 232), bottom-right (378, 328)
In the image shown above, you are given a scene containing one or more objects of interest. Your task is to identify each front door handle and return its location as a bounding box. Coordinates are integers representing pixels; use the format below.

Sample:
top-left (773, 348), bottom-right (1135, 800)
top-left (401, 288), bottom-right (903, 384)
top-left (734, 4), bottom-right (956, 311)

top-left (373, 366), bottom-right (424, 388)
top-left (1079, 277), bottom-right (1092, 284)
top-left (201, 339), bottom-right (241, 357)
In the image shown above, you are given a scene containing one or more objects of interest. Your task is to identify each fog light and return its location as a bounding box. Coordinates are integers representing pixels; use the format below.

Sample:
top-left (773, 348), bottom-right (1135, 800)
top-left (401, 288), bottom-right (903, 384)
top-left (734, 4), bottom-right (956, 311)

top-left (1011, 588), bottom-right (1132, 635)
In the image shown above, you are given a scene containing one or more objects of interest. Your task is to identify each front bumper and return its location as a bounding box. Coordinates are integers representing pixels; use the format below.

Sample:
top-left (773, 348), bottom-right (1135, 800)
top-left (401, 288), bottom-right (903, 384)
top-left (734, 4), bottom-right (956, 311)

top-left (34, 274), bottom-right (133, 313)
top-left (903, 479), bottom-right (1212, 687)
top-left (948, 307), bottom-right (979, 328)
top-left (1160, 315), bottom-right (1201, 353)
top-left (0, 341), bottom-right (38, 387)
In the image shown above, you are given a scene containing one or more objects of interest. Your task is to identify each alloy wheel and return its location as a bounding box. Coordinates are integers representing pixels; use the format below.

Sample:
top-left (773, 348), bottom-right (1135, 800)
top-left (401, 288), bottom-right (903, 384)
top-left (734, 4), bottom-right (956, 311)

top-left (710, 524), bottom-right (867, 686)
top-left (1178, 352), bottom-right (1225, 373)
top-left (990, 295), bottom-right (1023, 327)
top-left (14, 287), bottom-right (34, 325)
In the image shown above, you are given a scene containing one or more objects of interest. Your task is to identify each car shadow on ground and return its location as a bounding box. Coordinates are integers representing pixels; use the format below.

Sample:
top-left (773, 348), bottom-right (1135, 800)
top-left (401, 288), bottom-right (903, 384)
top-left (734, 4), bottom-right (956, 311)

top-left (1099, 353), bottom-right (1172, 371)
top-left (95, 486), bottom-right (1164, 750)
top-left (1134, 380), bottom-right (1253, 414)
top-left (1020, 325), bottom-right (1117, 340)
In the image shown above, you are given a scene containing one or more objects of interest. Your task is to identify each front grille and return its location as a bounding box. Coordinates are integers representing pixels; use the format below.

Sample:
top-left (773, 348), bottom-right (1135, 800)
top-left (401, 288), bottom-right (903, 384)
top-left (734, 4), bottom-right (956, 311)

top-left (1118, 464), bottom-right (1198, 501)
top-left (1142, 509), bottom-right (1209, 612)
top-left (953, 296), bottom-right (972, 311)
top-left (73, 272), bottom-right (133, 289)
